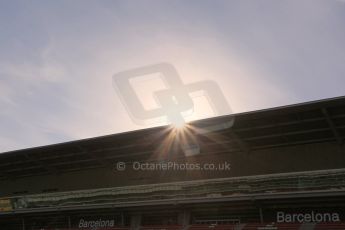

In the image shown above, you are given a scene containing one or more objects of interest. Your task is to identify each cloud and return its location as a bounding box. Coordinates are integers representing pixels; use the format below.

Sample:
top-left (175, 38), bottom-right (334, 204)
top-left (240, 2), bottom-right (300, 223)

top-left (0, 0), bottom-right (345, 152)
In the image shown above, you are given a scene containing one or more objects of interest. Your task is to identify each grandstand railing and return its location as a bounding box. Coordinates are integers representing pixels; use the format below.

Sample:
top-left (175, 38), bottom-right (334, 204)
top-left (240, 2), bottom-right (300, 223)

top-left (30, 222), bottom-right (345, 230)
top-left (4, 168), bottom-right (345, 211)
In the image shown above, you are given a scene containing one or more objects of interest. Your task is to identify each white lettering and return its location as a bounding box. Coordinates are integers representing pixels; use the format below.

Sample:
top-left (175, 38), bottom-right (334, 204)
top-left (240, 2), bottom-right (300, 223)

top-left (276, 211), bottom-right (341, 223)
top-left (277, 212), bottom-right (285, 223)
top-left (79, 219), bottom-right (84, 228)
top-left (333, 213), bottom-right (340, 222)
top-left (78, 218), bottom-right (115, 228)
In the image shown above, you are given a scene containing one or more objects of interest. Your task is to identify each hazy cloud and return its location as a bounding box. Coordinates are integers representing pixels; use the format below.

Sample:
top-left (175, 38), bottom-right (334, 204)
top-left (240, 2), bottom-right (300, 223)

top-left (1, 0), bottom-right (345, 152)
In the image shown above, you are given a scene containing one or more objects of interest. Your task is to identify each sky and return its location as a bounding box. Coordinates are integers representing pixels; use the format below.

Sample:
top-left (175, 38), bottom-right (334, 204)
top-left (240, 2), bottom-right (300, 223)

top-left (0, 0), bottom-right (345, 153)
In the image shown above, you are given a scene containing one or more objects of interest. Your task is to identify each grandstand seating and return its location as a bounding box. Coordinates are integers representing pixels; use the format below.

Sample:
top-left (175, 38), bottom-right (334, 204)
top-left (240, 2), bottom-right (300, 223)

top-left (187, 223), bottom-right (345, 230)
top-left (314, 222), bottom-right (345, 229)
top-left (37, 228), bottom-right (130, 230)
top-left (140, 225), bottom-right (183, 230)
top-left (28, 223), bottom-right (345, 230)
top-left (9, 168), bottom-right (345, 211)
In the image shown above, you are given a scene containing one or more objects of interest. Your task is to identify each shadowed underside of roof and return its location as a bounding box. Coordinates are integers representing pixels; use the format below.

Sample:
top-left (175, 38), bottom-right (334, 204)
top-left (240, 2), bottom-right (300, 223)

top-left (0, 96), bottom-right (344, 180)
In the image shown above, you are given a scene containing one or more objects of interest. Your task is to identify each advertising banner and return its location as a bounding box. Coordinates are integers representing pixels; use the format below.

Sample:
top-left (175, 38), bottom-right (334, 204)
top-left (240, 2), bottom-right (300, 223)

top-left (0, 199), bottom-right (12, 212)
top-left (264, 208), bottom-right (345, 223)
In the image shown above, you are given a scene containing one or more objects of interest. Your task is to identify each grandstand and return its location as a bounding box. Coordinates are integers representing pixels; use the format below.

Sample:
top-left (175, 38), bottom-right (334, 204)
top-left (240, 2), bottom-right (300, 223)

top-left (0, 96), bottom-right (345, 230)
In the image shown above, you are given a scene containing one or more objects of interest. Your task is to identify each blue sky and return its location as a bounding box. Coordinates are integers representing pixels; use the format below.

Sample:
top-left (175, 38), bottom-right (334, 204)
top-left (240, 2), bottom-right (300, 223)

top-left (1, 0), bottom-right (345, 152)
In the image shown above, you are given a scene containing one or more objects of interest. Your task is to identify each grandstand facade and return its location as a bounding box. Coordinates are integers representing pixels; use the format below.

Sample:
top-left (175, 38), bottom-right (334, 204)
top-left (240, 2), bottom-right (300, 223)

top-left (1, 96), bottom-right (345, 230)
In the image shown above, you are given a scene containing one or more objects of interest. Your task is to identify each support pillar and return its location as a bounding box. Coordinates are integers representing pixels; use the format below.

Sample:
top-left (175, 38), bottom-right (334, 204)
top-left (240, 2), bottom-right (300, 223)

top-left (130, 213), bottom-right (142, 230)
top-left (259, 207), bottom-right (264, 224)
top-left (178, 210), bottom-right (191, 227)
top-left (22, 218), bottom-right (25, 230)
top-left (68, 216), bottom-right (71, 229)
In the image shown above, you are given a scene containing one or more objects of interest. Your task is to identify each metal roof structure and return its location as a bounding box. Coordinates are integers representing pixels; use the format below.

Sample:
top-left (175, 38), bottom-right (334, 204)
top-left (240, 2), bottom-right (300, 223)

top-left (0, 96), bottom-right (344, 180)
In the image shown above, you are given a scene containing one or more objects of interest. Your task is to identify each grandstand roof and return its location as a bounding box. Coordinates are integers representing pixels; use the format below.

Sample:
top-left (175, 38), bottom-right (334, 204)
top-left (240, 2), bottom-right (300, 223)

top-left (1, 96), bottom-right (345, 180)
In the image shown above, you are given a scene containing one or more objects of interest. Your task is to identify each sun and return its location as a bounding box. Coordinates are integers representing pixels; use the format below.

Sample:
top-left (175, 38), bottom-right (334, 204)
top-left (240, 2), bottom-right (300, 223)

top-left (167, 114), bottom-right (187, 130)
top-left (172, 119), bottom-right (186, 129)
